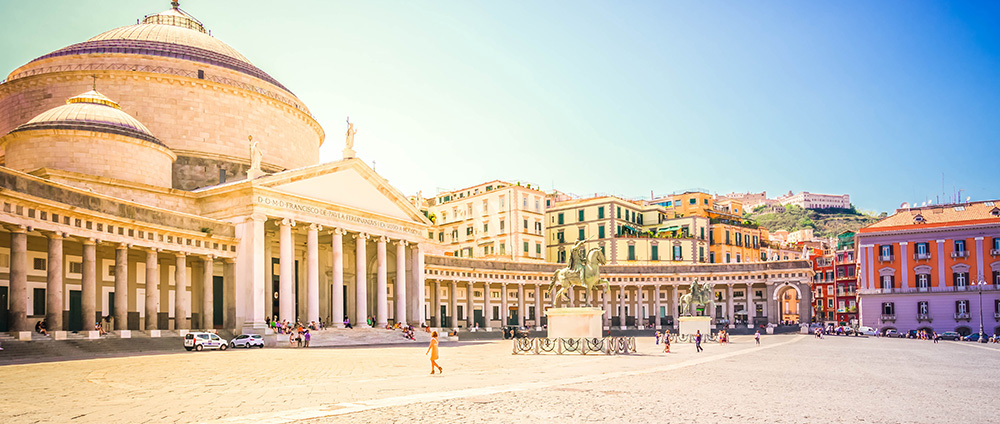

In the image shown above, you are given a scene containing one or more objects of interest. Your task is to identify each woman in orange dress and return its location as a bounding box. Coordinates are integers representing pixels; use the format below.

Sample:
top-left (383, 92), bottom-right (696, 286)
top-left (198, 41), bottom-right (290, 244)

top-left (426, 331), bottom-right (443, 374)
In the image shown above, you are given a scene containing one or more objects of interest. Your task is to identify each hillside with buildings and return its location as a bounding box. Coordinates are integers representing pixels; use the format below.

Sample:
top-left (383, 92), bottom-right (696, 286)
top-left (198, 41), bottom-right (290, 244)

top-left (748, 205), bottom-right (880, 238)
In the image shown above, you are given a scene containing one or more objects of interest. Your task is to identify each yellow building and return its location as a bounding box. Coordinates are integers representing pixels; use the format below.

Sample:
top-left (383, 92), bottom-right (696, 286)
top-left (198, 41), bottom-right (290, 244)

top-left (545, 196), bottom-right (710, 265)
top-left (650, 191), bottom-right (764, 264)
top-left (423, 181), bottom-right (546, 261)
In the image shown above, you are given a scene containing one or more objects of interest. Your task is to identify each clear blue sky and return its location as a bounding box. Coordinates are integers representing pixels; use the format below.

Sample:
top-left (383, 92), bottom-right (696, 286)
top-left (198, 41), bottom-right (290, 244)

top-left (2, 1), bottom-right (999, 213)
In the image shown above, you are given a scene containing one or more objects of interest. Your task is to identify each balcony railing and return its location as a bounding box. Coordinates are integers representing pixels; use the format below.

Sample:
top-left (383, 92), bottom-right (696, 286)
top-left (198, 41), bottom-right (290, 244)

top-left (913, 252), bottom-right (932, 260)
top-left (859, 284), bottom-right (1000, 295)
top-left (995, 312), bottom-right (1000, 320)
top-left (917, 314), bottom-right (932, 322)
top-left (878, 255), bottom-right (894, 262)
top-left (951, 251), bottom-right (970, 259)
top-left (880, 314), bottom-right (896, 322)
top-left (992, 248), bottom-right (1000, 256)
top-left (954, 313), bottom-right (971, 321)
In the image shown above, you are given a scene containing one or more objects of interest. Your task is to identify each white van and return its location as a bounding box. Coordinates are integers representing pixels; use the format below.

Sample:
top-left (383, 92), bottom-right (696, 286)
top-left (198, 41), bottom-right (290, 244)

top-left (184, 332), bottom-right (228, 351)
top-left (856, 326), bottom-right (877, 336)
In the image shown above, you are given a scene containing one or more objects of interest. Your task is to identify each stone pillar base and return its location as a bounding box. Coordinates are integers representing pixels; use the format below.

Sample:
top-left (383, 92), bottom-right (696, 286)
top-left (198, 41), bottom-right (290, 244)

top-left (546, 307), bottom-right (603, 339)
top-left (86, 331), bottom-right (101, 339)
top-left (799, 324), bottom-right (810, 334)
top-left (620, 325), bottom-right (627, 330)
top-left (118, 330), bottom-right (132, 339)
top-left (14, 331), bottom-right (32, 341)
top-left (52, 331), bottom-right (68, 340)
top-left (766, 326), bottom-right (774, 335)
top-left (678, 316), bottom-right (711, 336)
top-left (178, 329), bottom-right (190, 337)
top-left (149, 330), bottom-right (162, 338)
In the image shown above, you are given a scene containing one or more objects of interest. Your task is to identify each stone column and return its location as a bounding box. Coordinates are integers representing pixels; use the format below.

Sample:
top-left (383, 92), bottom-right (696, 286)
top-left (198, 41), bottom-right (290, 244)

top-left (466, 281), bottom-right (475, 328)
top-left (409, 244), bottom-right (425, 325)
top-left (8, 227), bottom-right (28, 333)
top-left (448, 280), bottom-right (458, 328)
top-left (144, 249), bottom-right (159, 330)
top-left (483, 281), bottom-right (493, 329)
top-left (202, 256), bottom-right (214, 329)
top-left (633, 285), bottom-right (642, 328)
top-left (278, 218), bottom-right (295, 323)
top-left (535, 283), bottom-right (544, 330)
top-left (174, 252), bottom-right (189, 330)
top-left (376, 236), bottom-right (388, 327)
top-left (653, 285), bottom-right (661, 329)
top-left (355, 233), bottom-right (369, 327)
top-left (517, 283), bottom-right (525, 328)
top-left (331, 229), bottom-right (345, 327)
top-left (223, 258), bottom-right (236, 330)
top-left (500, 283), bottom-right (509, 326)
top-left (727, 283), bottom-right (735, 327)
top-left (114, 244), bottom-right (129, 330)
top-left (432, 279), bottom-right (441, 327)
top-left (799, 282), bottom-right (813, 325)
top-left (765, 283), bottom-right (776, 324)
top-left (306, 224), bottom-right (321, 324)
top-left (602, 284), bottom-right (610, 328)
top-left (46, 233), bottom-right (64, 332)
top-left (747, 283), bottom-right (755, 326)
top-left (82, 239), bottom-right (97, 331)
top-left (395, 240), bottom-right (407, 326)
top-left (671, 285), bottom-right (680, 328)
top-left (618, 285), bottom-right (627, 329)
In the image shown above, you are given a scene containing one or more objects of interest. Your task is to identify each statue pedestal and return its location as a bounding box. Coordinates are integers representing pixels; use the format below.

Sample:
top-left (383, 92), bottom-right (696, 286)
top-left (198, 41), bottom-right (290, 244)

top-left (247, 168), bottom-right (265, 179)
top-left (342, 148), bottom-right (356, 159)
top-left (546, 307), bottom-right (603, 339)
top-left (678, 316), bottom-right (712, 336)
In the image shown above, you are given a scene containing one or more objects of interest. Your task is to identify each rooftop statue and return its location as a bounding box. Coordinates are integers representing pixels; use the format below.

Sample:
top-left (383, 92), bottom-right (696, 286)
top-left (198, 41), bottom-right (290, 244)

top-left (248, 135), bottom-right (262, 171)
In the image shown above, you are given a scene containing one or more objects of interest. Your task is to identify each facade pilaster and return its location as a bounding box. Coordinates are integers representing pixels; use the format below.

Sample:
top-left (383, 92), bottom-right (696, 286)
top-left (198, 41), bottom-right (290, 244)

top-left (726, 283), bottom-right (735, 328)
top-left (432, 279), bottom-right (441, 327)
top-left (653, 285), bottom-right (661, 329)
top-left (500, 283), bottom-right (508, 326)
top-left (466, 281), bottom-right (475, 328)
top-left (618, 285), bottom-right (627, 329)
top-left (633, 285), bottom-right (642, 327)
top-left (448, 280), bottom-right (458, 328)
top-left (376, 236), bottom-right (388, 326)
top-left (483, 281), bottom-right (492, 329)
top-left (517, 283), bottom-right (525, 328)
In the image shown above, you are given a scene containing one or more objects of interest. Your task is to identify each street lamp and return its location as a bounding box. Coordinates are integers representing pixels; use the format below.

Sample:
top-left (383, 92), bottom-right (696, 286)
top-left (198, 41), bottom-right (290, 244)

top-left (976, 277), bottom-right (988, 340)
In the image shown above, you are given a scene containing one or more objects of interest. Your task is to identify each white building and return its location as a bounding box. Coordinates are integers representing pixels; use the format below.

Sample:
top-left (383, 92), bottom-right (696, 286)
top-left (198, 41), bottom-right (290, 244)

top-left (777, 191), bottom-right (851, 210)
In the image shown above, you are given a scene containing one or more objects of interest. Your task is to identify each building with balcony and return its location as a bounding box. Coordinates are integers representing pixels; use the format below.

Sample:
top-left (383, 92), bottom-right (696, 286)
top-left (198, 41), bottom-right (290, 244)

top-left (777, 191), bottom-right (851, 210)
top-left (857, 201), bottom-right (1000, 336)
top-left (834, 231), bottom-right (859, 325)
top-left (422, 181), bottom-right (546, 262)
top-left (811, 252), bottom-right (836, 325)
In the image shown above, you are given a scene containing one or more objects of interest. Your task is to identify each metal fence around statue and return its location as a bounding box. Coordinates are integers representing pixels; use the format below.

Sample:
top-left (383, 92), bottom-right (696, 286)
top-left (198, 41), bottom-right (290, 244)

top-left (512, 337), bottom-right (637, 355)
top-left (668, 332), bottom-right (718, 344)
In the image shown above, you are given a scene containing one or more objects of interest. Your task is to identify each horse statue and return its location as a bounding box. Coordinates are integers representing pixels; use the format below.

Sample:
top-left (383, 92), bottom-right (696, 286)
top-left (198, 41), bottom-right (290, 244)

top-left (679, 278), bottom-right (714, 316)
top-left (549, 247), bottom-right (610, 307)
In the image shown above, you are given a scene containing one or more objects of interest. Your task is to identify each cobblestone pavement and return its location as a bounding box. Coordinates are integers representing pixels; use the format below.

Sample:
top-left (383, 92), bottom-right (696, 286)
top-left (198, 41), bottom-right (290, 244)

top-left (1, 335), bottom-right (997, 423)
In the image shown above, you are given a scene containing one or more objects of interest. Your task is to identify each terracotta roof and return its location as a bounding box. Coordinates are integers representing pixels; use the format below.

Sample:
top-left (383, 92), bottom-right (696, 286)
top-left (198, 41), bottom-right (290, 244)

top-left (861, 201), bottom-right (1000, 232)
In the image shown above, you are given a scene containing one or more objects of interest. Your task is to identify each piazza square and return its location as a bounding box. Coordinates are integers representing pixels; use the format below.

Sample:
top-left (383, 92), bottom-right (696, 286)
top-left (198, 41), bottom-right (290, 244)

top-left (1, 1), bottom-right (999, 423)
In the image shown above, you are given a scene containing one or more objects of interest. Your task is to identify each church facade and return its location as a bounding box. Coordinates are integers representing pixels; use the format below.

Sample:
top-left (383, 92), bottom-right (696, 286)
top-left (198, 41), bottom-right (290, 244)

top-left (0, 3), bottom-right (814, 342)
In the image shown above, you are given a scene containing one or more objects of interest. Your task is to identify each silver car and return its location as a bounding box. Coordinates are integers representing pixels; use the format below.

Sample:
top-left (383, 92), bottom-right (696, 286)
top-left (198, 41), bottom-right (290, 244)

top-left (230, 334), bottom-right (265, 348)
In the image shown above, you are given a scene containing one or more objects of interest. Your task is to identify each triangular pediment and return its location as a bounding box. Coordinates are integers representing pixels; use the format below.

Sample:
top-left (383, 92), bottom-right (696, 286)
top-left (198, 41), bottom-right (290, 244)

top-left (257, 159), bottom-right (429, 225)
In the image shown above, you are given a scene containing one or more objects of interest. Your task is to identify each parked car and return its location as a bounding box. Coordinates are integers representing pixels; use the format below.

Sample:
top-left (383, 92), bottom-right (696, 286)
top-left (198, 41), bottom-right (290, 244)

top-left (857, 326), bottom-right (876, 336)
top-left (936, 331), bottom-right (961, 341)
top-left (962, 333), bottom-right (985, 342)
top-left (906, 330), bottom-right (919, 339)
top-left (184, 332), bottom-right (228, 351)
top-left (230, 334), bottom-right (265, 348)
top-left (884, 329), bottom-right (899, 338)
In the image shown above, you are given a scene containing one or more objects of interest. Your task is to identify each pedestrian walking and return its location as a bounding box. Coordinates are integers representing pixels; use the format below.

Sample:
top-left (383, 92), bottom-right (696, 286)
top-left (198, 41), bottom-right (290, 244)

top-left (755, 330), bottom-right (761, 345)
top-left (695, 330), bottom-right (703, 353)
top-left (303, 330), bottom-right (310, 347)
top-left (426, 331), bottom-right (443, 374)
top-left (663, 330), bottom-right (671, 353)
top-left (655, 331), bottom-right (661, 345)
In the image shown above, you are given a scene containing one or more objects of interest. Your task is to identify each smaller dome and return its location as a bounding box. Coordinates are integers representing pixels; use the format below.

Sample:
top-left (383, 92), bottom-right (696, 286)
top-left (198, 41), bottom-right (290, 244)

top-left (10, 90), bottom-right (162, 145)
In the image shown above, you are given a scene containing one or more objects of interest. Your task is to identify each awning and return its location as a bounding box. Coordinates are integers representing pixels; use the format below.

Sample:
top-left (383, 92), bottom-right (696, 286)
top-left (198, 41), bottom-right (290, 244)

top-left (620, 223), bottom-right (642, 233)
top-left (657, 226), bottom-right (680, 233)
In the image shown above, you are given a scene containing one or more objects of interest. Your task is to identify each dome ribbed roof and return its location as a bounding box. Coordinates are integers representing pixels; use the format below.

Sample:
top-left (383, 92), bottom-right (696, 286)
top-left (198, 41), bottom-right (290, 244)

top-left (10, 90), bottom-right (163, 145)
top-left (88, 22), bottom-right (250, 64)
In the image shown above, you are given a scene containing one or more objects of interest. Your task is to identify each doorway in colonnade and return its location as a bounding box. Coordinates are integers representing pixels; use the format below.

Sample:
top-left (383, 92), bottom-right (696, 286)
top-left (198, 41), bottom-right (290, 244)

top-left (0, 286), bottom-right (8, 332)
top-left (68, 290), bottom-right (83, 332)
top-left (328, 284), bottom-right (347, 324)
top-left (271, 258), bottom-right (299, 322)
top-left (213, 276), bottom-right (223, 329)
top-left (509, 308), bottom-right (518, 326)
top-left (774, 284), bottom-right (801, 324)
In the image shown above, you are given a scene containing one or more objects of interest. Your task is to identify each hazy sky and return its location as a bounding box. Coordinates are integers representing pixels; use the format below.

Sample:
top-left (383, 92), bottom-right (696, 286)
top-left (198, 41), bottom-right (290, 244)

top-left (2, 1), bottom-right (999, 213)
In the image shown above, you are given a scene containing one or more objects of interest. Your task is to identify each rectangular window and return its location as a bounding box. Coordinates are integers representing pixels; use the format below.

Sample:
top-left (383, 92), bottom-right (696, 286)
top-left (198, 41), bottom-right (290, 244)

top-left (523, 241), bottom-right (529, 253)
top-left (33, 288), bottom-right (45, 316)
top-left (725, 231), bottom-right (730, 245)
top-left (918, 301), bottom-right (929, 315)
top-left (557, 231), bottom-right (565, 243)
top-left (558, 213), bottom-right (564, 225)
top-left (578, 228), bottom-right (585, 241)
top-left (499, 196), bottom-right (505, 209)
top-left (828, 299), bottom-right (834, 308)
top-left (483, 223), bottom-right (488, 233)
top-left (499, 243), bottom-right (505, 255)
top-left (700, 227), bottom-right (705, 240)
top-left (617, 207), bottom-right (621, 219)
top-left (725, 253), bottom-right (731, 263)
top-left (672, 245), bottom-right (682, 261)
top-left (689, 198), bottom-right (696, 205)
top-left (69, 262), bottom-right (83, 274)
top-left (954, 272), bottom-right (968, 288)
top-left (536, 243), bottom-right (541, 254)
top-left (954, 239), bottom-right (966, 253)
top-left (33, 257), bottom-right (46, 271)
top-left (956, 300), bottom-right (969, 314)
top-left (880, 275), bottom-right (894, 289)
top-left (598, 225), bottom-right (605, 239)
top-left (598, 207), bottom-right (605, 219)
top-left (699, 247), bottom-right (704, 262)
top-left (500, 220), bottom-right (505, 233)
top-left (628, 245), bottom-right (635, 261)
top-left (578, 209), bottom-right (584, 222)
top-left (709, 251), bottom-right (715, 263)
top-left (651, 245), bottom-right (659, 261)
top-left (736, 254), bottom-right (741, 263)
top-left (523, 219), bottom-right (528, 231)
top-left (882, 302), bottom-right (895, 315)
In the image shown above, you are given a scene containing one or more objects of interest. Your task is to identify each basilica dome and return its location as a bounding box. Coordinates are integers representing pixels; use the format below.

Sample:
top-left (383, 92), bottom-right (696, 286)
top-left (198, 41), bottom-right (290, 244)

top-left (0, 90), bottom-right (176, 187)
top-left (0, 2), bottom-right (325, 190)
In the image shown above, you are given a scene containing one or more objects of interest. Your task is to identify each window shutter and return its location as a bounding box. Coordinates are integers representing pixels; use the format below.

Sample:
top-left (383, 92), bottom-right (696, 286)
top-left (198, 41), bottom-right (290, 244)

top-left (889, 245), bottom-right (894, 256)
top-left (955, 301), bottom-right (960, 313)
top-left (890, 275), bottom-right (895, 288)
top-left (952, 272), bottom-right (958, 286)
